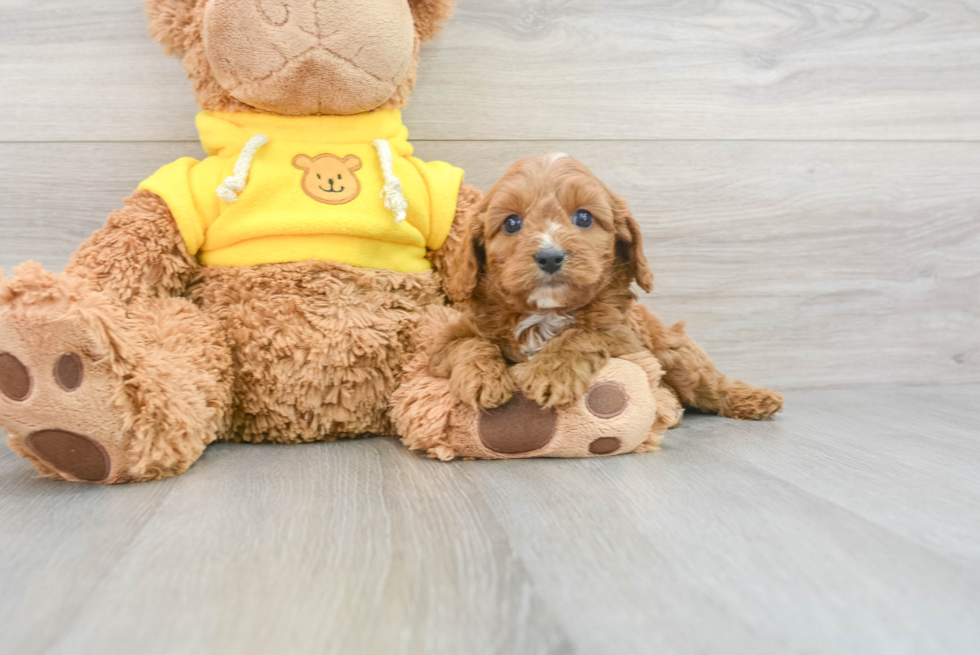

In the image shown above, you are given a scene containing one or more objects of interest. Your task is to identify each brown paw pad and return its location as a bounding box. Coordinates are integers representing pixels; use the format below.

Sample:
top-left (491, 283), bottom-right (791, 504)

top-left (26, 429), bottom-right (110, 482)
top-left (586, 382), bottom-right (628, 419)
top-left (479, 391), bottom-right (557, 454)
top-left (0, 352), bottom-right (32, 401)
top-left (54, 353), bottom-right (84, 392)
top-left (589, 437), bottom-right (622, 455)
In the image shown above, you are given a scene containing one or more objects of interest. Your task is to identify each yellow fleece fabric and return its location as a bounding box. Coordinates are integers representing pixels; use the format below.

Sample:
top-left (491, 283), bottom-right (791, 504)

top-left (139, 110), bottom-right (464, 272)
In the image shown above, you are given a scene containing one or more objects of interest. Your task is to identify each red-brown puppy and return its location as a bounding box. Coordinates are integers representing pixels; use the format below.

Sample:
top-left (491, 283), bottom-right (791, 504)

top-left (433, 153), bottom-right (784, 420)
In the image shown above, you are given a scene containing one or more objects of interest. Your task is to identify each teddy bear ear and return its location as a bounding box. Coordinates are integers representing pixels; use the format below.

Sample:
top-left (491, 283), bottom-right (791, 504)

top-left (144, 0), bottom-right (202, 57)
top-left (292, 155), bottom-right (313, 170)
top-left (408, 0), bottom-right (457, 42)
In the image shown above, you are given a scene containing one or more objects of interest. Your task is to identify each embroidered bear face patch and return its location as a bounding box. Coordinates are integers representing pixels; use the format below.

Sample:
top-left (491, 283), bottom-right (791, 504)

top-left (293, 154), bottom-right (362, 205)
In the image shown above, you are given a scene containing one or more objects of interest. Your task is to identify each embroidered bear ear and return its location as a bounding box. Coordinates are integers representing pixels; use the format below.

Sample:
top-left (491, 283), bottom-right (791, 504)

top-left (292, 154), bottom-right (313, 171)
top-left (342, 155), bottom-right (363, 173)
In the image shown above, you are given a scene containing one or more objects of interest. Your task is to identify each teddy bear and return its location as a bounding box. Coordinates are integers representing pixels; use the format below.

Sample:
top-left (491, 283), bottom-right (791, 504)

top-left (0, 0), bottom-right (476, 484)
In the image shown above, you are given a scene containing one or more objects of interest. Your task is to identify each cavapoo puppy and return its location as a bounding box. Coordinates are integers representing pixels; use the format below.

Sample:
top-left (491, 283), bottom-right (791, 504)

top-left (431, 153), bottom-right (784, 421)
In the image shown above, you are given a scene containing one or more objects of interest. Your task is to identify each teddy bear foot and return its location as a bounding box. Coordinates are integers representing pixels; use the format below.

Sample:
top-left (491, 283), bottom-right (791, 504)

top-left (397, 358), bottom-right (678, 461)
top-left (0, 264), bottom-right (231, 483)
top-left (476, 383), bottom-right (641, 458)
top-left (470, 359), bottom-right (661, 459)
top-left (0, 305), bottom-right (132, 483)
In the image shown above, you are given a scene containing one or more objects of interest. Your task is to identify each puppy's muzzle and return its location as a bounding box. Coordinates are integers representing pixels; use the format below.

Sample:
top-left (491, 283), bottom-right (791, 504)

top-left (535, 249), bottom-right (566, 274)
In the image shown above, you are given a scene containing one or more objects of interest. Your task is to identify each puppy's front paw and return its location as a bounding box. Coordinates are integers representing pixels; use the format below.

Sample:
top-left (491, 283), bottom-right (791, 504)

top-left (449, 359), bottom-right (515, 409)
top-left (512, 353), bottom-right (602, 408)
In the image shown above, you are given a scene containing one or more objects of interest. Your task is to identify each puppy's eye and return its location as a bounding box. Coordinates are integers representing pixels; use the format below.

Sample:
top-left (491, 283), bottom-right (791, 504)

top-left (573, 209), bottom-right (594, 229)
top-left (503, 215), bottom-right (523, 235)
top-left (317, 174), bottom-right (322, 179)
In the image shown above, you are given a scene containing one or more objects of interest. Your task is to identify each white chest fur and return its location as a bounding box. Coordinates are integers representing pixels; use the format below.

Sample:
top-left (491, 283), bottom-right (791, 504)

top-left (514, 312), bottom-right (575, 359)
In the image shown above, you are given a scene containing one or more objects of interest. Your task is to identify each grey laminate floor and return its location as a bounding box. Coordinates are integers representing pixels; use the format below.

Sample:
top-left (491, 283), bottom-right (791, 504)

top-left (2, 385), bottom-right (978, 655)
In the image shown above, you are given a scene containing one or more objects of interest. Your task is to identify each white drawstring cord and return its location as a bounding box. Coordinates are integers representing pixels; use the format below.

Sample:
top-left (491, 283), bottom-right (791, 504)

top-left (373, 138), bottom-right (409, 224)
top-left (216, 133), bottom-right (269, 203)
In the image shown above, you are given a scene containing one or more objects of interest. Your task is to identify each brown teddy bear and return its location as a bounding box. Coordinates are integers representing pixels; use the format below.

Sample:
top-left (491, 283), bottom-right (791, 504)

top-left (0, 0), bottom-right (473, 483)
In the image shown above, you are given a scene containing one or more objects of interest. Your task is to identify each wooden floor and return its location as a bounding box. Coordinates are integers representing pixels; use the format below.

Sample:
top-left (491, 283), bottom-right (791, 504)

top-left (2, 1), bottom-right (980, 653)
top-left (0, 385), bottom-right (977, 655)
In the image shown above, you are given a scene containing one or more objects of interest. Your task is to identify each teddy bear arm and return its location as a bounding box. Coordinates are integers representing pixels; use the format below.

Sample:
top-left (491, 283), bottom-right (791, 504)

top-left (65, 190), bottom-right (202, 303)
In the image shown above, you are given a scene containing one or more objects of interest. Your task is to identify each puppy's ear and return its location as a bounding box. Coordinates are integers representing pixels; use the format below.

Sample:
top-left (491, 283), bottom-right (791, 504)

top-left (442, 203), bottom-right (486, 303)
top-left (145, 0), bottom-right (202, 57)
top-left (292, 154), bottom-right (313, 171)
top-left (613, 195), bottom-right (654, 293)
top-left (408, 0), bottom-right (457, 42)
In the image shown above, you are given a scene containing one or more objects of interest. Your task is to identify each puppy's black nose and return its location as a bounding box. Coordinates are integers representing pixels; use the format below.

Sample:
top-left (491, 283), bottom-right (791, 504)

top-left (535, 249), bottom-right (566, 274)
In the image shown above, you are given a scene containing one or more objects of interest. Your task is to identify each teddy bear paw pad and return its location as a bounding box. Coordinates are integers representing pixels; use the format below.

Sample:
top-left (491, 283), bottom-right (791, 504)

top-left (588, 436), bottom-right (622, 455)
top-left (585, 382), bottom-right (628, 418)
top-left (54, 353), bottom-right (84, 391)
top-left (478, 392), bottom-right (557, 454)
top-left (26, 429), bottom-right (109, 483)
top-left (0, 352), bottom-right (32, 401)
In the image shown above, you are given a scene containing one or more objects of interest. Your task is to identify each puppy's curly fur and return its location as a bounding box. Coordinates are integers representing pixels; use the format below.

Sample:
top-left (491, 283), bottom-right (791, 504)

top-left (432, 153), bottom-right (784, 419)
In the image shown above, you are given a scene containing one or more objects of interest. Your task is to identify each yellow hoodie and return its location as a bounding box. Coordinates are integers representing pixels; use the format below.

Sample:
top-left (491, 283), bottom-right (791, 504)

top-left (139, 110), bottom-right (464, 272)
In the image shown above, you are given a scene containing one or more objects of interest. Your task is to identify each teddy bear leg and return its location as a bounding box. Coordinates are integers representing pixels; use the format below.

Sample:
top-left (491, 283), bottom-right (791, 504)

top-left (396, 352), bottom-right (668, 461)
top-left (0, 264), bottom-right (232, 483)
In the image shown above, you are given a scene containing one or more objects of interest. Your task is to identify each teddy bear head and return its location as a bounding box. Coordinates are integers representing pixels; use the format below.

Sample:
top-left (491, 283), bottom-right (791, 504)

top-left (145, 0), bottom-right (456, 116)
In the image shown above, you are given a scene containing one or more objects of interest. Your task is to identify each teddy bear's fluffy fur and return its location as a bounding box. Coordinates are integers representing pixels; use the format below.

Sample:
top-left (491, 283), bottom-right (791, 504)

top-left (0, 0), bottom-right (474, 483)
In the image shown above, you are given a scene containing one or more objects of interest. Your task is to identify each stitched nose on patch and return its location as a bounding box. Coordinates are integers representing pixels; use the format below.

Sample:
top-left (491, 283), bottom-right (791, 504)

top-left (27, 430), bottom-right (110, 483)
top-left (0, 352), bottom-right (31, 401)
top-left (479, 392), bottom-right (557, 455)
